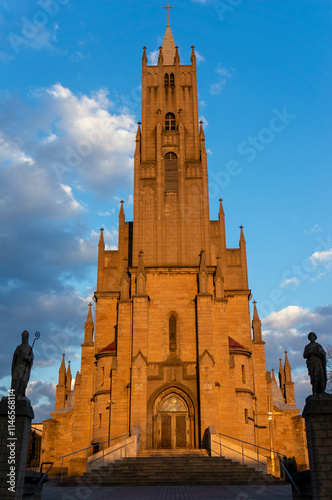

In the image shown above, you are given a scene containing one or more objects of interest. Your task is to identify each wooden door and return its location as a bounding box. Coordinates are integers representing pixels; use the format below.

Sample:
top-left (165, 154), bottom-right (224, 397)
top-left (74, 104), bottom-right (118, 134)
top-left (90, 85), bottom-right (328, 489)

top-left (159, 413), bottom-right (188, 449)
top-left (161, 414), bottom-right (172, 448)
top-left (156, 394), bottom-right (191, 449)
top-left (175, 414), bottom-right (187, 448)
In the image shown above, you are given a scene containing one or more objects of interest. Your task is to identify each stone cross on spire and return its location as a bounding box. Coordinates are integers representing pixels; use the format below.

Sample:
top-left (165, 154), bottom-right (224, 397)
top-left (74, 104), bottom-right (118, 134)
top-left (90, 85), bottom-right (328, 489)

top-left (163, 3), bottom-right (174, 26)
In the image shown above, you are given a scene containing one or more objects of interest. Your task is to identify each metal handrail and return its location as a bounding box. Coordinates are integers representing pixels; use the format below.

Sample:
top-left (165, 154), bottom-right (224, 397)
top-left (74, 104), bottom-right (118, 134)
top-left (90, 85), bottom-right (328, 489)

top-left (89, 442), bottom-right (128, 465)
top-left (212, 439), bottom-right (263, 466)
top-left (24, 461), bottom-right (54, 496)
top-left (279, 459), bottom-right (301, 496)
top-left (59, 434), bottom-right (127, 483)
top-left (218, 432), bottom-right (286, 458)
top-left (213, 432), bottom-right (301, 496)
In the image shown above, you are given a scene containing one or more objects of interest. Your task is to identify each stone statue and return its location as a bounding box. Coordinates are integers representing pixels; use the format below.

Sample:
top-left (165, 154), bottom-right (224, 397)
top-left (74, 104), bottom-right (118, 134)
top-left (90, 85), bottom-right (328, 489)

top-left (11, 330), bottom-right (34, 399)
top-left (303, 332), bottom-right (327, 395)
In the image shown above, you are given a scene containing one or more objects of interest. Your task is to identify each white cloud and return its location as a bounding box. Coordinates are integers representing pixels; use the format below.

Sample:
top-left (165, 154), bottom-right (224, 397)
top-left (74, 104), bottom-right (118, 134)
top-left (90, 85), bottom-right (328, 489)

top-left (280, 276), bottom-right (300, 289)
top-left (210, 64), bottom-right (235, 96)
top-left (0, 83), bottom-right (137, 200)
top-left (263, 305), bottom-right (315, 332)
top-left (44, 83), bottom-right (136, 193)
top-left (47, 83), bottom-right (72, 100)
top-left (195, 51), bottom-right (205, 64)
top-left (98, 210), bottom-right (115, 217)
top-left (310, 248), bottom-right (332, 266)
top-left (216, 65), bottom-right (231, 78)
top-left (148, 50), bottom-right (159, 65)
top-left (0, 86), bottom-right (133, 264)
top-left (8, 24), bottom-right (60, 54)
top-left (262, 304), bottom-right (332, 355)
top-left (26, 380), bottom-right (56, 402)
top-left (41, 133), bottom-right (57, 144)
top-left (70, 51), bottom-right (88, 62)
top-left (262, 303), bottom-right (332, 409)
top-left (199, 115), bottom-right (209, 128)
top-left (103, 228), bottom-right (119, 250)
top-left (0, 160), bottom-right (83, 221)
top-left (0, 132), bottom-right (34, 165)
top-left (26, 380), bottom-right (57, 421)
top-left (0, 84), bottom-right (138, 390)
top-left (304, 224), bottom-right (321, 235)
top-left (210, 81), bottom-right (226, 95)
top-left (34, 358), bottom-right (59, 369)
top-left (59, 184), bottom-right (83, 211)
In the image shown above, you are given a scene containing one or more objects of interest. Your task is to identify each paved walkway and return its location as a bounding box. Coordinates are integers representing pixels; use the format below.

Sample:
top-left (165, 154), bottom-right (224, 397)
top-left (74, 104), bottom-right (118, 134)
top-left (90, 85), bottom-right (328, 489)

top-left (42, 479), bottom-right (292, 499)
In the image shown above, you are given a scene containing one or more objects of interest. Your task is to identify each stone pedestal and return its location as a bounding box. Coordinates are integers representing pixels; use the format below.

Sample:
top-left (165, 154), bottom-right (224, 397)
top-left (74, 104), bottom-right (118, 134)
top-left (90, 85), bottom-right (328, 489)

top-left (0, 397), bottom-right (34, 500)
top-left (302, 393), bottom-right (332, 500)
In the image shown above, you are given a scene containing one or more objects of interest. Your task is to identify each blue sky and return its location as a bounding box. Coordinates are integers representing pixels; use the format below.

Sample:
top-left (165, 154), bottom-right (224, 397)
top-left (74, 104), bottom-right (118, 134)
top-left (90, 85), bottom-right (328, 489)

top-left (0, 0), bottom-right (331, 421)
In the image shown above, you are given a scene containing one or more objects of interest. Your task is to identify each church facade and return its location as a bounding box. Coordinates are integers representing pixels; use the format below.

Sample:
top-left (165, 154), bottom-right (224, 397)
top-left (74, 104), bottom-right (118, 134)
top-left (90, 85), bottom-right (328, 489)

top-left (41, 22), bottom-right (308, 473)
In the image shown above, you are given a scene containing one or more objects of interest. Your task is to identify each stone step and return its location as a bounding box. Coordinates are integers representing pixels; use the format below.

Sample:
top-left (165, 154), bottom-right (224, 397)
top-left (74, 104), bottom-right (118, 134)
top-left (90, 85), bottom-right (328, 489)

top-left (97, 459), bottom-right (250, 466)
top-left (99, 462), bottom-right (252, 471)
top-left (110, 458), bottom-right (238, 465)
top-left (60, 478), bottom-right (282, 487)
top-left (85, 475), bottom-right (269, 483)
top-left (95, 464), bottom-right (252, 471)
top-left (91, 473), bottom-right (268, 479)
top-left (91, 467), bottom-right (260, 475)
top-left (160, 458), bottom-right (226, 460)
top-left (104, 459), bottom-right (242, 465)
top-left (58, 452), bottom-right (286, 487)
top-left (87, 473), bottom-right (275, 480)
top-left (96, 465), bottom-right (251, 472)
top-left (137, 449), bottom-right (209, 456)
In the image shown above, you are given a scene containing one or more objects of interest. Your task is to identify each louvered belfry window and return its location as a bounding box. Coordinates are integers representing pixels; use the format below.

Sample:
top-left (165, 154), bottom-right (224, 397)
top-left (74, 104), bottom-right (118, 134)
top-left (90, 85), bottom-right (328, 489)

top-left (164, 153), bottom-right (178, 193)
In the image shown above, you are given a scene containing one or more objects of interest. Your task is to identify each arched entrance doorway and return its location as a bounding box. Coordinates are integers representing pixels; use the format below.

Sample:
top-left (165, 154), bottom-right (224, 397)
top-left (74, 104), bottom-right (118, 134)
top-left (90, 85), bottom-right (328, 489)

top-left (153, 390), bottom-right (195, 449)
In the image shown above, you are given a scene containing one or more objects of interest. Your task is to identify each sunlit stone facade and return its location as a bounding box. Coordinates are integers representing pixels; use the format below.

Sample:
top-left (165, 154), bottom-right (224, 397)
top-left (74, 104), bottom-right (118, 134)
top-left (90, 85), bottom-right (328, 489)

top-left (41, 23), bottom-right (308, 476)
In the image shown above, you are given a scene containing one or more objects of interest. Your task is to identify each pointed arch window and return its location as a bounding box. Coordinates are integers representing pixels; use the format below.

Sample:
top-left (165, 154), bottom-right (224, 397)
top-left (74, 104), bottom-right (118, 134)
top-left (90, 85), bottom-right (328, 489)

top-left (159, 395), bottom-right (187, 412)
top-left (169, 315), bottom-right (177, 352)
top-left (164, 152), bottom-right (178, 192)
top-left (164, 73), bottom-right (170, 86)
top-left (170, 73), bottom-right (175, 86)
top-left (165, 112), bottom-right (175, 131)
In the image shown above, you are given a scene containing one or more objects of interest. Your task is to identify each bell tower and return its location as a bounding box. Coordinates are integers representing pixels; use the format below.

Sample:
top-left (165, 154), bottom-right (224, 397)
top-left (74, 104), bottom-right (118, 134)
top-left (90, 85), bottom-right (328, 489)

top-left (133, 15), bottom-right (211, 267)
top-left (41, 9), bottom-right (308, 472)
